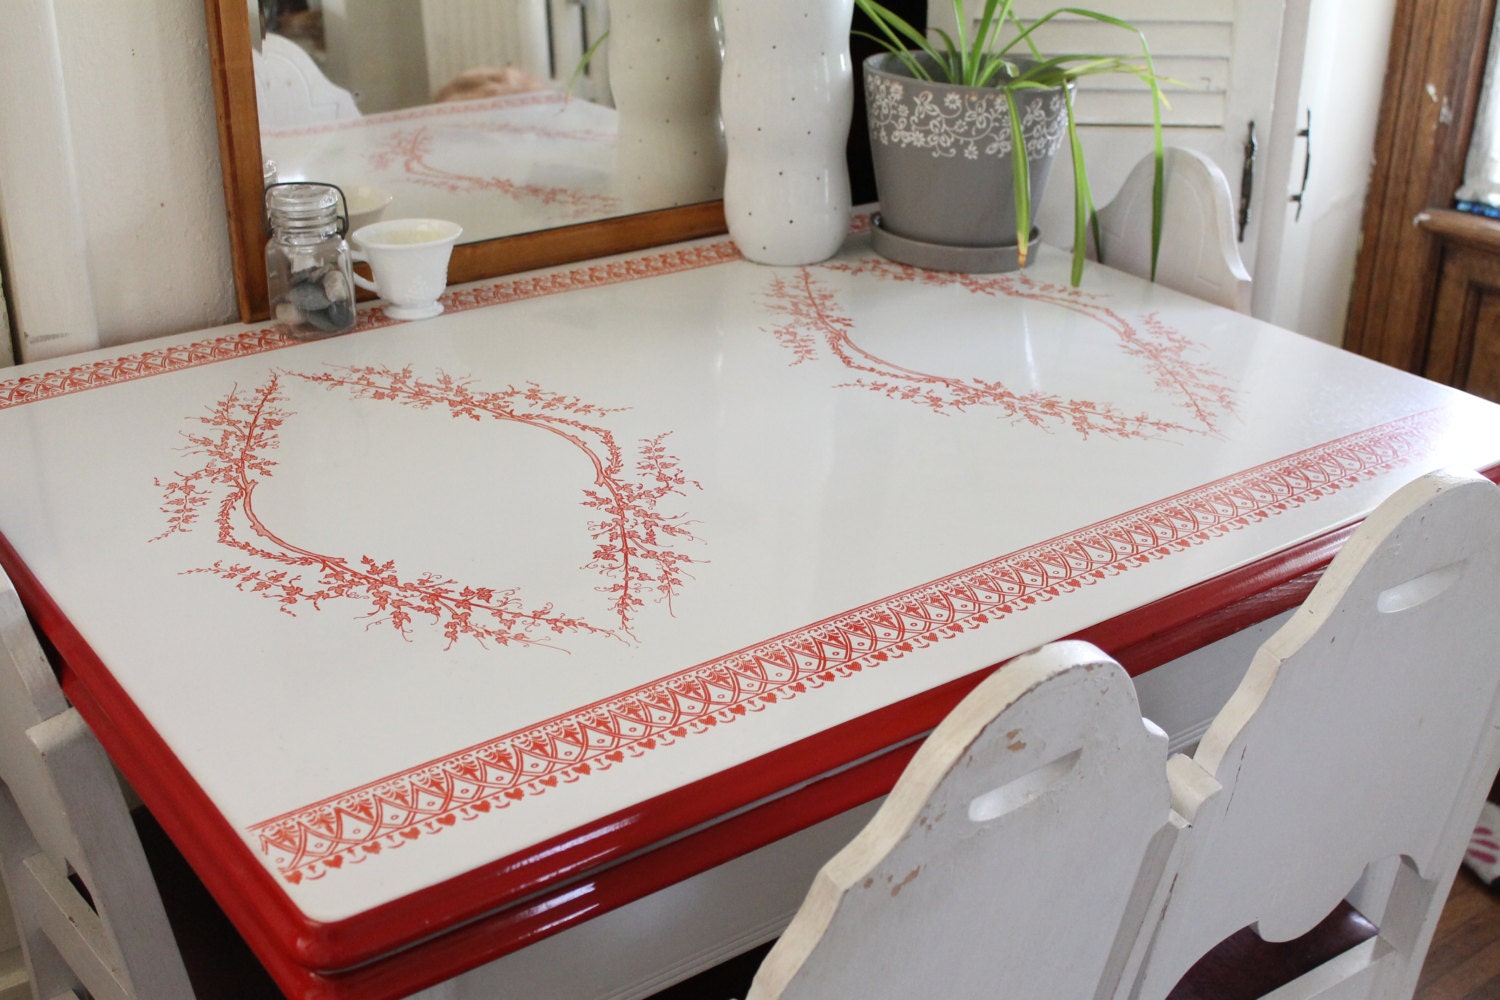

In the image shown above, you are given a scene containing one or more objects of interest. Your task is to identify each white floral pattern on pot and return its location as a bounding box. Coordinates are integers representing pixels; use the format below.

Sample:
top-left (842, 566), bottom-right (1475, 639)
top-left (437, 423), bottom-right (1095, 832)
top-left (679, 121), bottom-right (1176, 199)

top-left (866, 74), bottom-right (1070, 161)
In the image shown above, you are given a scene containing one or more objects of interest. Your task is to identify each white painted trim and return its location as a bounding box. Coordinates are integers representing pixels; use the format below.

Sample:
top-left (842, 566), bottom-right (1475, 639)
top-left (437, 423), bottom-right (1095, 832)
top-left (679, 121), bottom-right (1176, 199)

top-left (0, 0), bottom-right (101, 364)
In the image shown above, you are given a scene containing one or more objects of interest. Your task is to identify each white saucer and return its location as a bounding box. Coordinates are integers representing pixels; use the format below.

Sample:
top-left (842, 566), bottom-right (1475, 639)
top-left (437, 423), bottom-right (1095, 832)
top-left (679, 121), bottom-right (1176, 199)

top-left (384, 301), bottom-right (444, 321)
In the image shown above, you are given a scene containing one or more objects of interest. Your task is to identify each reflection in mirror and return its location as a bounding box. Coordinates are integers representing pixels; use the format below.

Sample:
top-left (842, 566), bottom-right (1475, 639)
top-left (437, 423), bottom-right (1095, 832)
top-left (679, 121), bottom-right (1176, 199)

top-left (252, 0), bottom-right (726, 248)
top-left (206, 0), bottom-right (729, 322)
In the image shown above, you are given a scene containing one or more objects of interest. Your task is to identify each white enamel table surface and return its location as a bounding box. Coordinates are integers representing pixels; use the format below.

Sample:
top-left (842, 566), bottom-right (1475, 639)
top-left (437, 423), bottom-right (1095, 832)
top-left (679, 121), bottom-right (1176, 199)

top-left (263, 91), bottom-right (686, 244)
top-left (3, 223), bottom-right (1500, 987)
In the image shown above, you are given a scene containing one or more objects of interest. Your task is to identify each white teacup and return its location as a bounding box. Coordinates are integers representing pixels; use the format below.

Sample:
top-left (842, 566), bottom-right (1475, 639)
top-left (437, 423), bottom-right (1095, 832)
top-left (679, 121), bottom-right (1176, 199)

top-left (350, 218), bottom-right (463, 321)
top-left (345, 184), bottom-right (395, 231)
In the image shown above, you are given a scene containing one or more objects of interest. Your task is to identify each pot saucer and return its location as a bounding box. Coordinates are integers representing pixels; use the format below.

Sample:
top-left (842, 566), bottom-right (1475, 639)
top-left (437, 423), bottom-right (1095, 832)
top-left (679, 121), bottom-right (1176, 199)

top-left (870, 214), bottom-right (1040, 274)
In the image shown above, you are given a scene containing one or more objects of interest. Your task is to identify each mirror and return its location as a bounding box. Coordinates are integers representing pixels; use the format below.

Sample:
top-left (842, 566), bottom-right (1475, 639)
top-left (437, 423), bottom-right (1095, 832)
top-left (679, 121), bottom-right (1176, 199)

top-left (206, 0), bottom-right (728, 322)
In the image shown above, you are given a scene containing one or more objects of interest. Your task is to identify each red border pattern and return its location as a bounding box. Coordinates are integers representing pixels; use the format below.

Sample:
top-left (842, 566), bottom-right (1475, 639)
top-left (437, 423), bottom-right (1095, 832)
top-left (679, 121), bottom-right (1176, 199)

top-left (0, 329), bottom-right (294, 410)
top-left (0, 239), bottom-right (741, 413)
top-left (250, 409), bottom-right (1443, 883)
top-left (440, 240), bottom-right (741, 313)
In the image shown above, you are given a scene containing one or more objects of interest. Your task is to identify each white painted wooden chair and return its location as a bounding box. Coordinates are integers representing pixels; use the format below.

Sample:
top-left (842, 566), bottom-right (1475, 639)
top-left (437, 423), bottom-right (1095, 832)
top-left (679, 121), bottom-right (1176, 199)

top-left (1122, 468), bottom-right (1500, 1000)
top-left (746, 469), bottom-right (1500, 1000)
top-left (254, 32), bottom-right (362, 130)
top-left (0, 564), bottom-right (195, 1000)
top-left (746, 639), bottom-right (1173, 1000)
top-left (1094, 147), bottom-right (1253, 314)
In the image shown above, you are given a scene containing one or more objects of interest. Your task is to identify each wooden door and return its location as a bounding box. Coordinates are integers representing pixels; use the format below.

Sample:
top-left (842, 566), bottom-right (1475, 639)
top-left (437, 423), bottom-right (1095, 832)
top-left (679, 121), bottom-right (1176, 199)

top-left (1344, 0), bottom-right (1499, 373)
top-left (1423, 212), bottom-right (1500, 402)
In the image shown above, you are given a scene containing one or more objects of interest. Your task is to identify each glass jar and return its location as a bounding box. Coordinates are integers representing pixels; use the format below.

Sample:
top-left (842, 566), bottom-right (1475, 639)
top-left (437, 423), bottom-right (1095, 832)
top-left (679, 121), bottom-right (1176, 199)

top-left (265, 183), bottom-right (356, 339)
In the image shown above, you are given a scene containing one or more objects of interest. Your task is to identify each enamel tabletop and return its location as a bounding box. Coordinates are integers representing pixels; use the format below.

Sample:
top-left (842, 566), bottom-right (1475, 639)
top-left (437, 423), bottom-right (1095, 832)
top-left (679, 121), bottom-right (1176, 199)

top-left (4, 222), bottom-right (1500, 996)
top-left (263, 91), bottom-right (690, 243)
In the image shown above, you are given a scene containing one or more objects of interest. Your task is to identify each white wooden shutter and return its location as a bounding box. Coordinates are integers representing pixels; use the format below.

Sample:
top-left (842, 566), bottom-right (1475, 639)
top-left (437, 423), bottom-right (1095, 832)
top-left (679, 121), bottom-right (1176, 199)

top-left (930, 0), bottom-right (1234, 127)
top-left (420, 0), bottom-right (552, 92)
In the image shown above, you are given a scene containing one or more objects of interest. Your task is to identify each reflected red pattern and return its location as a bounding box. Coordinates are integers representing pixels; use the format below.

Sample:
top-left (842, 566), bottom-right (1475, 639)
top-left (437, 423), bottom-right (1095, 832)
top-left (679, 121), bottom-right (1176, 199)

top-left (367, 127), bottom-right (623, 218)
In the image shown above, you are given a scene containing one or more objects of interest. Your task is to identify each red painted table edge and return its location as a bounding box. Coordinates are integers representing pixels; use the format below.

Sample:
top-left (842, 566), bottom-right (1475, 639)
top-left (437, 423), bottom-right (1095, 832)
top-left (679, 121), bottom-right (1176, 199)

top-left (9, 460), bottom-right (1500, 998)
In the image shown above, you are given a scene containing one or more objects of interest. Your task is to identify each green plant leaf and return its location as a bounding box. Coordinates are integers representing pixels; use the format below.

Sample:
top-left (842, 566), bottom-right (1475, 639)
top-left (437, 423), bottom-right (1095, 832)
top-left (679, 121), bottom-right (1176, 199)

top-left (1151, 108), bottom-right (1165, 281)
top-left (1065, 85), bottom-right (1094, 286)
top-left (856, 0), bottom-right (943, 58)
top-left (973, 57), bottom-right (1020, 88)
top-left (951, 0), bottom-right (971, 82)
top-left (968, 0), bottom-right (1015, 86)
top-left (1004, 87), bottom-right (1031, 268)
top-left (1043, 8), bottom-right (1169, 277)
top-left (565, 29), bottom-right (610, 100)
top-left (929, 27), bottom-right (965, 81)
top-left (853, 30), bottom-right (934, 80)
top-left (998, 7), bottom-right (1043, 61)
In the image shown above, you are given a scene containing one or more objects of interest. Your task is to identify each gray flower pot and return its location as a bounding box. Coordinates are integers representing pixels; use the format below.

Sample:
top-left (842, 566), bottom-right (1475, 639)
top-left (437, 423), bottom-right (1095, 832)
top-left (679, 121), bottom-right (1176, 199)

top-left (864, 52), bottom-right (1068, 272)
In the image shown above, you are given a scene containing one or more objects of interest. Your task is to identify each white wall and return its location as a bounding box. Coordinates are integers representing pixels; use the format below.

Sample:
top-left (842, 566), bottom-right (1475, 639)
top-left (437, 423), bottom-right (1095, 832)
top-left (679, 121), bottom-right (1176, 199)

top-left (323, 0), bottom-right (430, 112)
top-left (0, 0), bottom-right (237, 362)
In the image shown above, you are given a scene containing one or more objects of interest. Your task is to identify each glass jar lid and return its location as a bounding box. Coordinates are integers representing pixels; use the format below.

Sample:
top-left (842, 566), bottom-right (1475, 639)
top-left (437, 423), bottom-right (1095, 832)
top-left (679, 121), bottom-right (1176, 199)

top-left (265, 182), bottom-right (347, 234)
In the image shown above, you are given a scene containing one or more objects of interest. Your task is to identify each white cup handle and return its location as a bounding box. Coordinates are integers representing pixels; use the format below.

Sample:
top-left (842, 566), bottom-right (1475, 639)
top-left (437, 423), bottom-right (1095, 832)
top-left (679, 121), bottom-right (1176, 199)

top-left (349, 248), bottom-right (379, 294)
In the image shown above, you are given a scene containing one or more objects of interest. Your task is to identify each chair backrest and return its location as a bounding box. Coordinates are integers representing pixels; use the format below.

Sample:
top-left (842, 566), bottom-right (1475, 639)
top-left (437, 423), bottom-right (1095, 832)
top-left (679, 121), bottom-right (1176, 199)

top-left (254, 33), bottom-right (362, 131)
top-left (747, 469), bottom-right (1500, 1000)
top-left (1123, 468), bottom-right (1500, 1000)
top-left (746, 640), bottom-right (1173, 1000)
top-left (0, 566), bottom-right (194, 1000)
top-left (1095, 147), bottom-right (1253, 314)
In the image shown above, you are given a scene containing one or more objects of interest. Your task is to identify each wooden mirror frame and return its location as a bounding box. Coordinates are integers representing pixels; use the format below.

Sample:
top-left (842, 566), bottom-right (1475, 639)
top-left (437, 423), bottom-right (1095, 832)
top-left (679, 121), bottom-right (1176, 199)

top-left (204, 0), bottom-right (728, 323)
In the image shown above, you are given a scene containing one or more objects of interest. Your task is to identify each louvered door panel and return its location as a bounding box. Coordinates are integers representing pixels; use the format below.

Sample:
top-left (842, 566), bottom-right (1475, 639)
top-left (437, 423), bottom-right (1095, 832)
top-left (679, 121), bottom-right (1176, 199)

top-left (962, 2), bottom-right (1236, 127)
top-left (420, 0), bottom-right (552, 88)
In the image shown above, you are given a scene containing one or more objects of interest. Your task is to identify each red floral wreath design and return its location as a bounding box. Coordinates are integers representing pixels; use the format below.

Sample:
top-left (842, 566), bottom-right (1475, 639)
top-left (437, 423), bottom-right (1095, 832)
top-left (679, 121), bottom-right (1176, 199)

top-left (368, 128), bottom-right (622, 219)
top-left (764, 259), bottom-right (1237, 439)
top-left (152, 365), bottom-right (701, 649)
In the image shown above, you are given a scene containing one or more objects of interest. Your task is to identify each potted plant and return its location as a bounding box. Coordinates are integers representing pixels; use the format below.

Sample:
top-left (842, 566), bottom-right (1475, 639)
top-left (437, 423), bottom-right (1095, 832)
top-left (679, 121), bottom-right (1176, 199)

top-left (856, 0), bottom-right (1172, 283)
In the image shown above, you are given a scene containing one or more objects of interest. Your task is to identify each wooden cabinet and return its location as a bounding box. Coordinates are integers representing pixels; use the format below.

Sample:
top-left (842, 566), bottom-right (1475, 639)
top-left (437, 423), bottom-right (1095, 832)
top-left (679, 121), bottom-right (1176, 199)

top-left (1344, 0), bottom-right (1498, 378)
top-left (1423, 210), bottom-right (1500, 402)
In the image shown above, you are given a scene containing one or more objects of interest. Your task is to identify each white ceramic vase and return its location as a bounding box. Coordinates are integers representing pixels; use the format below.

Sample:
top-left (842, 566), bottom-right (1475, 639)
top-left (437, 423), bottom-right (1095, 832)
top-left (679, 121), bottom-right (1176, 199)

top-left (610, 0), bottom-right (726, 207)
top-left (720, 0), bottom-right (854, 265)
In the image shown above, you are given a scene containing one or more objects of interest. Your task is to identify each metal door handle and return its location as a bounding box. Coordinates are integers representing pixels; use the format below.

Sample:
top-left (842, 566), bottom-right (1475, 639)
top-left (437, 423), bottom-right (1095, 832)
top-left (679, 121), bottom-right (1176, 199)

top-left (1239, 121), bottom-right (1257, 242)
top-left (1290, 110), bottom-right (1312, 222)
